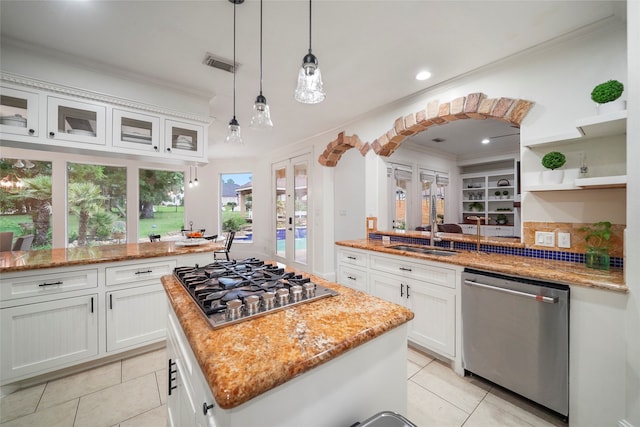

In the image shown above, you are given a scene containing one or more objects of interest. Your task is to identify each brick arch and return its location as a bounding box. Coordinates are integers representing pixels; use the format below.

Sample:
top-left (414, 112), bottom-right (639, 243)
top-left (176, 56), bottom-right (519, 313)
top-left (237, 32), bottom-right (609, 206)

top-left (317, 132), bottom-right (370, 167)
top-left (317, 92), bottom-right (534, 166)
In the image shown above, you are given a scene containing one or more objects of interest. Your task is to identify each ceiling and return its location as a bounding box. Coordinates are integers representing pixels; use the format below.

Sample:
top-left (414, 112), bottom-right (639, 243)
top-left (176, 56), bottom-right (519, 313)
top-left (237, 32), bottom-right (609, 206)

top-left (0, 1), bottom-right (625, 160)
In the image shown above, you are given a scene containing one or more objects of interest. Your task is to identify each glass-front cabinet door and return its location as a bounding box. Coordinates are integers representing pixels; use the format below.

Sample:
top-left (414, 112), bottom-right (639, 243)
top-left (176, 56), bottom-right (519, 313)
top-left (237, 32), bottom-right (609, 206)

top-left (47, 96), bottom-right (106, 146)
top-left (112, 109), bottom-right (161, 153)
top-left (0, 86), bottom-right (39, 137)
top-left (164, 120), bottom-right (204, 158)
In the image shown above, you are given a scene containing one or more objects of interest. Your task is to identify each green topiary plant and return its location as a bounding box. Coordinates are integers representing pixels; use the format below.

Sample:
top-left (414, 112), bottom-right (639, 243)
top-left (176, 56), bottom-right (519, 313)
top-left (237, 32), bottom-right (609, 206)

top-left (541, 151), bottom-right (566, 170)
top-left (590, 80), bottom-right (624, 104)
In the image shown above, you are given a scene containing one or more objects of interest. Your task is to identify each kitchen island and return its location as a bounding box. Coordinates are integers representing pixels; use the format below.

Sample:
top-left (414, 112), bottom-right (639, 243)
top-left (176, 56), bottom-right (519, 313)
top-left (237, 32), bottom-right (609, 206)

top-left (162, 266), bottom-right (414, 427)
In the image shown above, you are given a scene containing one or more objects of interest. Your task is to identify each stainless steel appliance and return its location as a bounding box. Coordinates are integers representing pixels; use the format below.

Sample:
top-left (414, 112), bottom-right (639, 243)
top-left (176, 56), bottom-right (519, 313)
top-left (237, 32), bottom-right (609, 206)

top-left (174, 258), bottom-right (338, 329)
top-left (462, 268), bottom-right (569, 419)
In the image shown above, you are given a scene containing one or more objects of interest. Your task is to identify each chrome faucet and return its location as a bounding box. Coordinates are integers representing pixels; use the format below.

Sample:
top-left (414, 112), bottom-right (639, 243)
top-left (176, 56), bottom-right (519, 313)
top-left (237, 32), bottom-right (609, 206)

top-left (466, 216), bottom-right (482, 252)
top-left (430, 194), bottom-right (441, 244)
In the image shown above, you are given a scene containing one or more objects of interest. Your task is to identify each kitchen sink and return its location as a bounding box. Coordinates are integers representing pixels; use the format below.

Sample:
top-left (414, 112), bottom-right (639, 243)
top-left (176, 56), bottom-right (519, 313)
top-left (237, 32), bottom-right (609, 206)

top-left (388, 245), bottom-right (458, 256)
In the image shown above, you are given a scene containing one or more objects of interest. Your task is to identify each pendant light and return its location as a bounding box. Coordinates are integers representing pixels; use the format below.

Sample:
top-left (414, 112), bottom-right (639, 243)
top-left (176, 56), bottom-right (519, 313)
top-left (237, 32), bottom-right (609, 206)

top-left (194, 166), bottom-right (199, 186)
top-left (250, 0), bottom-right (273, 129)
top-left (225, 0), bottom-right (244, 144)
top-left (188, 166), bottom-right (193, 188)
top-left (294, 0), bottom-right (325, 104)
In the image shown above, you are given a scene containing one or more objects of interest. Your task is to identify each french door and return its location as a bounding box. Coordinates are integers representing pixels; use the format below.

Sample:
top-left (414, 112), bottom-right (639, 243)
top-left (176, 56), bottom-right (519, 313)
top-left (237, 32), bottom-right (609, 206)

top-left (272, 155), bottom-right (309, 270)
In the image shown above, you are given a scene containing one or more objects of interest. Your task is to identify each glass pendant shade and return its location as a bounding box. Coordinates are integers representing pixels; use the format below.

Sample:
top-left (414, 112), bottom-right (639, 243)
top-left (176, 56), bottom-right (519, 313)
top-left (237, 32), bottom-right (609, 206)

top-left (295, 51), bottom-right (325, 104)
top-left (250, 94), bottom-right (273, 129)
top-left (225, 117), bottom-right (243, 144)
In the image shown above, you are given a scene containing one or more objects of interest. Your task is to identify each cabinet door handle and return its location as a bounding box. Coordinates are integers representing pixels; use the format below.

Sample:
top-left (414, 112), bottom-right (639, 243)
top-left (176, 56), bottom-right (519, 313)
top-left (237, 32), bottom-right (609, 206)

top-left (109, 294), bottom-right (113, 310)
top-left (49, 131), bottom-right (55, 138)
top-left (90, 297), bottom-right (94, 313)
top-left (203, 402), bottom-right (214, 415)
top-left (406, 285), bottom-right (411, 298)
top-left (399, 267), bottom-right (412, 272)
top-left (400, 283), bottom-right (404, 297)
top-left (39, 280), bottom-right (63, 287)
top-left (166, 147), bottom-right (172, 153)
top-left (28, 128), bottom-right (35, 135)
top-left (135, 270), bottom-right (153, 275)
top-left (168, 359), bottom-right (178, 395)
top-left (153, 145), bottom-right (159, 151)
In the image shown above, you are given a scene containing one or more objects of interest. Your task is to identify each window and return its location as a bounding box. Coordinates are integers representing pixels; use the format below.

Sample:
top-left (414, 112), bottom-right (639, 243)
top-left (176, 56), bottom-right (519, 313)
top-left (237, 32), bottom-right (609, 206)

top-left (389, 164), bottom-right (412, 230)
top-left (138, 169), bottom-right (184, 241)
top-left (0, 158), bottom-right (52, 250)
top-left (420, 169), bottom-right (447, 227)
top-left (220, 173), bottom-right (253, 243)
top-left (67, 162), bottom-right (126, 247)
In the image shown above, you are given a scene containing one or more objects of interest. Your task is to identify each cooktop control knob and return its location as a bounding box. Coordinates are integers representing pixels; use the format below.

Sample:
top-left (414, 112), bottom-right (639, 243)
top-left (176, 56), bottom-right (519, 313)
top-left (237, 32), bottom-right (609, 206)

top-left (245, 295), bottom-right (260, 315)
top-left (276, 288), bottom-right (290, 306)
top-left (303, 282), bottom-right (316, 299)
top-left (226, 299), bottom-right (242, 319)
top-left (262, 291), bottom-right (276, 310)
top-left (290, 285), bottom-right (303, 302)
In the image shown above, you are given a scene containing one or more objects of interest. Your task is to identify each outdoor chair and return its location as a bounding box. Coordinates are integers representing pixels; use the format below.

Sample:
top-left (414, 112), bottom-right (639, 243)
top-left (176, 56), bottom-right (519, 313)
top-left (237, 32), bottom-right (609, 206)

top-left (149, 234), bottom-right (161, 242)
top-left (12, 234), bottom-right (34, 251)
top-left (214, 231), bottom-right (235, 261)
top-left (0, 232), bottom-right (14, 252)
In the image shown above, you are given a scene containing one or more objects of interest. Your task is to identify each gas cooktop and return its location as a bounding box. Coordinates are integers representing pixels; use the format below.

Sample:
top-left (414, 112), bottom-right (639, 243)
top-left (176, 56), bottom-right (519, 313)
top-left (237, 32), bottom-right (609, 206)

top-left (173, 258), bottom-right (338, 329)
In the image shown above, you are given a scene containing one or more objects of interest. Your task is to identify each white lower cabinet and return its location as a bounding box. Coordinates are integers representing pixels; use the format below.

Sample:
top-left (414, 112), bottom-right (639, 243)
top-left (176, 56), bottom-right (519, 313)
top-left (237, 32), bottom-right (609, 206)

top-left (106, 284), bottom-right (167, 352)
top-left (336, 245), bottom-right (460, 360)
top-left (0, 294), bottom-right (99, 382)
top-left (167, 303), bottom-right (216, 427)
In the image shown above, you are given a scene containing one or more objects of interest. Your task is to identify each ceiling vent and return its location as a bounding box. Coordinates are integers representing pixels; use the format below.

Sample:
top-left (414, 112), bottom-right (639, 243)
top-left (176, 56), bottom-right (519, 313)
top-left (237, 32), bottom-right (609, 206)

top-left (431, 137), bottom-right (446, 143)
top-left (203, 53), bottom-right (237, 74)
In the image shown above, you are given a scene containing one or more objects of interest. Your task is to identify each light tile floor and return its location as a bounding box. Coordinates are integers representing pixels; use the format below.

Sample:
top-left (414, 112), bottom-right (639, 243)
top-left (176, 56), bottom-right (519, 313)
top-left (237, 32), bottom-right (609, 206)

top-left (1, 346), bottom-right (567, 426)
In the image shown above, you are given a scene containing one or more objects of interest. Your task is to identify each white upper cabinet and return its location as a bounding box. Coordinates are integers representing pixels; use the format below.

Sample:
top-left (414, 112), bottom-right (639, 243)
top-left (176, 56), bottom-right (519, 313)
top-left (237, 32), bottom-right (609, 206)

top-left (0, 86), bottom-right (40, 137)
top-left (112, 108), bottom-right (161, 153)
top-left (165, 119), bottom-right (205, 159)
top-left (0, 75), bottom-right (209, 164)
top-left (47, 96), bottom-right (107, 146)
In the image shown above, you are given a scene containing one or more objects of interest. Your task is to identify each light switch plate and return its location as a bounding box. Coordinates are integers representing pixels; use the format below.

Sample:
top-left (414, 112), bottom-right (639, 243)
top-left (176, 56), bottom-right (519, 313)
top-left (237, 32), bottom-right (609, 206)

top-left (535, 231), bottom-right (555, 247)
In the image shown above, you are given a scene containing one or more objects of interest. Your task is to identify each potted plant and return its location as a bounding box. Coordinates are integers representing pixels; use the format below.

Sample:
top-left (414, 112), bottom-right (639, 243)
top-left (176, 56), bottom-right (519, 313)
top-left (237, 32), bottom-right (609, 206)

top-left (494, 190), bottom-right (501, 200)
top-left (579, 221), bottom-right (612, 270)
top-left (591, 79), bottom-right (625, 114)
top-left (502, 190), bottom-right (509, 199)
top-left (541, 151), bottom-right (566, 185)
top-left (496, 214), bottom-right (508, 225)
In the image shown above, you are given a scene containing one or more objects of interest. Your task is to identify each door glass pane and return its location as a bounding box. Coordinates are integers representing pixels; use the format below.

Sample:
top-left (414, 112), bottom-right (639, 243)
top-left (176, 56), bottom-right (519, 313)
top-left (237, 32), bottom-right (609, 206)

top-left (275, 167), bottom-right (286, 258)
top-left (121, 117), bottom-right (153, 146)
top-left (138, 169), bottom-right (184, 242)
top-left (0, 95), bottom-right (28, 128)
top-left (59, 106), bottom-right (97, 136)
top-left (421, 180), bottom-right (432, 226)
top-left (293, 163), bottom-right (307, 264)
top-left (394, 175), bottom-right (409, 230)
top-left (220, 173), bottom-right (252, 243)
top-left (67, 163), bottom-right (126, 247)
top-left (0, 158), bottom-right (53, 250)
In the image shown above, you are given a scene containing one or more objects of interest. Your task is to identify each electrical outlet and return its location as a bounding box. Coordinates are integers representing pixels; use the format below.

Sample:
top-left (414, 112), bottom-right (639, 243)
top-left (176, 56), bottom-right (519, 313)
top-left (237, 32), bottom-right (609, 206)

top-left (558, 232), bottom-right (571, 248)
top-left (535, 231), bottom-right (555, 247)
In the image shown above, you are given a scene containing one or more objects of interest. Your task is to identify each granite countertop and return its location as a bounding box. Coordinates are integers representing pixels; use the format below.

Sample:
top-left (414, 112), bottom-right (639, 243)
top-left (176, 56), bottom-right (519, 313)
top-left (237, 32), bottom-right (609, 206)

top-left (0, 241), bottom-right (223, 273)
top-left (162, 271), bottom-right (414, 410)
top-left (337, 239), bottom-right (627, 293)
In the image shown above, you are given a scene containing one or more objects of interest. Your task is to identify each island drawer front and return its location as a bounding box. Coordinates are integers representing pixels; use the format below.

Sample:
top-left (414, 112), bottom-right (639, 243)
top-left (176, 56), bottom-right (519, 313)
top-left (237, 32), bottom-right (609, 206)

top-left (337, 248), bottom-right (368, 267)
top-left (106, 259), bottom-right (177, 287)
top-left (370, 254), bottom-right (456, 289)
top-left (0, 268), bottom-right (99, 301)
top-left (338, 265), bottom-right (368, 293)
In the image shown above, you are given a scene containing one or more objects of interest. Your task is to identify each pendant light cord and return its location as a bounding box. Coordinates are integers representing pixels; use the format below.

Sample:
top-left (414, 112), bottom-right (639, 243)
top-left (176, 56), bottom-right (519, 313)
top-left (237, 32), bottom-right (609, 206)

top-left (233, 1), bottom-right (237, 119)
top-left (259, 0), bottom-right (263, 95)
top-left (308, 0), bottom-right (312, 53)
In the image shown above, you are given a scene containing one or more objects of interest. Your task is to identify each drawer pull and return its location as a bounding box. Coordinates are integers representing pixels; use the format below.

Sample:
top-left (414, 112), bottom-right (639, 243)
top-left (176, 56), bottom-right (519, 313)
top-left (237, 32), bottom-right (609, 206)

top-left (39, 281), bottom-right (63, 287)
top-left (399, 267), bottom-right (412, 272)
top-left (347, 256), bottom-right (357, 260)
top-left (135, 270), bottom-right (153, 275)
top-left (347, 276), bottom-right (356, 281)
top-left (168, 359), bottom-right (178, 395)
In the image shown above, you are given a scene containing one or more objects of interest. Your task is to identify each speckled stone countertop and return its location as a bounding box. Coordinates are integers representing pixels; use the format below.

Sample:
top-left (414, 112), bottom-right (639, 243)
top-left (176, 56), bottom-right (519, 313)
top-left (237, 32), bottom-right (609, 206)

top-left (162, 270), bottom-right (414, 409)
top-left (337, 239), bottom-right (627, 293)
top-left (0, 241), bottom-right (223, 272)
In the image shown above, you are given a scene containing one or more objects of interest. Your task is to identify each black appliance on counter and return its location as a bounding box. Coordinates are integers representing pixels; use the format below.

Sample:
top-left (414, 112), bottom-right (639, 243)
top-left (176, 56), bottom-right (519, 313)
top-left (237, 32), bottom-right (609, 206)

top-left (173, 258), bottom-right (338, 329)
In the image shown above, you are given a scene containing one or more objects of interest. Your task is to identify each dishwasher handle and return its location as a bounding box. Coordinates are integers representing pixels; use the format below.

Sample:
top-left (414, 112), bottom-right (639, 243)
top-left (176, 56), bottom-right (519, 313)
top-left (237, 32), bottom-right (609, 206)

top-left (464, 279), bottom-right (558, 304)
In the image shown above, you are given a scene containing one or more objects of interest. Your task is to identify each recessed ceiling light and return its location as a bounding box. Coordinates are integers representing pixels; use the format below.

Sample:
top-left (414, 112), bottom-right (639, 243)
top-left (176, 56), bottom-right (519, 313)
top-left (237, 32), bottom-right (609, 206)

top-left (415, 71), bottom-right (431, 81)
top-left (481, 138), bottom-right (490, 144)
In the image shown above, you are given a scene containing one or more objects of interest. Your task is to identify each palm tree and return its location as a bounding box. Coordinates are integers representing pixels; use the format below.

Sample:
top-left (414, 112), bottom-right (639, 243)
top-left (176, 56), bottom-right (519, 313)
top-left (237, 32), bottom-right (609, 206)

top-left (21, 175), bottom-right (52, 247)
top-left (68, 182), bottom-right (105, 246)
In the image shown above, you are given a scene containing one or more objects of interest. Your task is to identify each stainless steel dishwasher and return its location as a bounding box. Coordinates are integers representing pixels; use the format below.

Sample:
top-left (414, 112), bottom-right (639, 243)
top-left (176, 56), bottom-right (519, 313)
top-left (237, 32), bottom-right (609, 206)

top-left (462, 268), bottom-right (569, 419)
